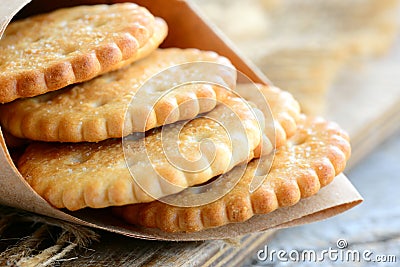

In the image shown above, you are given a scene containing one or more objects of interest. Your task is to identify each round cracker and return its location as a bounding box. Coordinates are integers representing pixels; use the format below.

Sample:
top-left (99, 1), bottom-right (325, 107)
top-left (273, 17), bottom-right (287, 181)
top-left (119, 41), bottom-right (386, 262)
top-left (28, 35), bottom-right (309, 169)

top-left (17, 94), bottom-right (262, 211)
top-left (113, 115), bottom-right (351, 233)
top-left (0, 3), bottom-right (165, 103)
top-left (0, 48), bottom-right (235, 142)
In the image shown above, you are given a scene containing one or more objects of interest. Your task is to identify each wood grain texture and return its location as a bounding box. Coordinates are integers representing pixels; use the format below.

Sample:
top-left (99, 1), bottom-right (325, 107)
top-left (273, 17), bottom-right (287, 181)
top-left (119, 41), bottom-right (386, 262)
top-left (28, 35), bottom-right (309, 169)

top-left (59, 230), bottom-right (275, 266)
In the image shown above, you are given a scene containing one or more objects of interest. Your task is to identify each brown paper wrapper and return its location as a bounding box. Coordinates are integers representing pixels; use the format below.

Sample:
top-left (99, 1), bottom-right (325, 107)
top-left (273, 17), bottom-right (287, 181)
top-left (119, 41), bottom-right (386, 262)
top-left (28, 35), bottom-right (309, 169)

top-left (0, 0), bottom-right (362, 241)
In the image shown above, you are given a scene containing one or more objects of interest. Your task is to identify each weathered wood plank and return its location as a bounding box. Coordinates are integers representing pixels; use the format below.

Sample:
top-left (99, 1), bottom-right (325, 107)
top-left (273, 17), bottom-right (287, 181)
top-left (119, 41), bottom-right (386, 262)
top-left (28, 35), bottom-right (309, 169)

top-left (60, 231), bottom-right (275, 266)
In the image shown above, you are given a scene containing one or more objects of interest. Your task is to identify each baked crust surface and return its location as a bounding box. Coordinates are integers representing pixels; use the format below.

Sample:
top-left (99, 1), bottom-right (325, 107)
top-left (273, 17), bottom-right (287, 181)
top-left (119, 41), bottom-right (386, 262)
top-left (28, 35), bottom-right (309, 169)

top-left (0, 3), bottom-right (161, 103)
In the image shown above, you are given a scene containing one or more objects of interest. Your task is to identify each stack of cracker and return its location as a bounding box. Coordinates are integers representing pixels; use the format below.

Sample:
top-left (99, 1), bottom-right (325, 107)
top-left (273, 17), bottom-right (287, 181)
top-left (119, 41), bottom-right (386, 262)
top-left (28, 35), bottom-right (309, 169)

top-left (0, 3), bottom-right (351, 233)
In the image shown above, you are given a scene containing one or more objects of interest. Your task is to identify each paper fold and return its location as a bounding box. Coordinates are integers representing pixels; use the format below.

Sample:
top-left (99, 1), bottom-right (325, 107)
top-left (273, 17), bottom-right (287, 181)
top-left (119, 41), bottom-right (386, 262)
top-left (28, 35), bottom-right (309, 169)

top-left (0, 0), bottom-right (363, 241)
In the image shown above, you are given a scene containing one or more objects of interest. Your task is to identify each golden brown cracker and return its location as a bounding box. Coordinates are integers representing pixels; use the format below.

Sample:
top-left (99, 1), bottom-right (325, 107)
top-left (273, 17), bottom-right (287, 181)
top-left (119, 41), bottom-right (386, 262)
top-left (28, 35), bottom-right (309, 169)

top-left (0, 48), bottom-right (235, 142)
top-left (0, 3), bottom-right (166, 103)
top-left (114, 116), bottom-right (351, 233)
